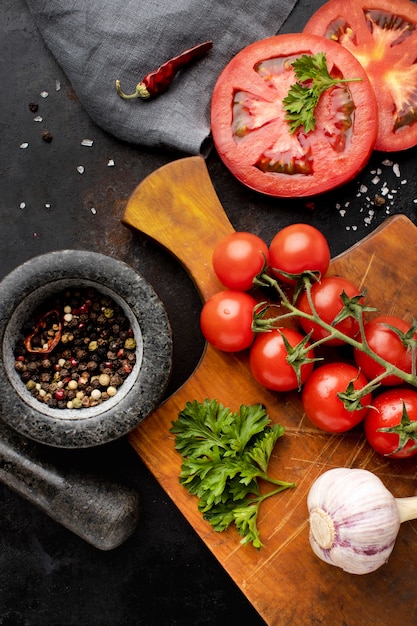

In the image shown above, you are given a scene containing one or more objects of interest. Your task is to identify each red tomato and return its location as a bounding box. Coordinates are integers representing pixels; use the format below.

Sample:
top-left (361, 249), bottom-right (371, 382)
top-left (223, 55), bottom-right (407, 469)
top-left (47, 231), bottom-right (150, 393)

top-left (304, 0), bottom-right (417, 152)
top-left (212, 232), bottom-right (269, 291)
top-left (211, 33), bottom-right (378, 197)
top-left (364, 388), bottom-right (417, 458)
top-left (297, 275), bottom-right (363, 345)
top-left (353, 315), bottom-right (417, 386)
top-left (200, 290), bottom-right (257, 352)
top-left (269, 224), bottom-right (330, 284)
top-left (249, 327), bottom-right (314, 391)
top-left (302, 362), bottom-right (371, 432)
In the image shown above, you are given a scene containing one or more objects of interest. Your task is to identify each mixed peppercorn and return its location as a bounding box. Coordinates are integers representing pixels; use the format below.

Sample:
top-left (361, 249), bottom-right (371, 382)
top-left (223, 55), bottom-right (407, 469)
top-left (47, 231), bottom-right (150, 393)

top-left (13, 287), bottom-right (137, 410)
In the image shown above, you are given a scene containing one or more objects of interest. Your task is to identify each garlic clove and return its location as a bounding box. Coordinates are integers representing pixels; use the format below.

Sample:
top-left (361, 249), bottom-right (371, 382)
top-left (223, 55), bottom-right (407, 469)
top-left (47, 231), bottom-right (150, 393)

top-left (307, 468), bottom-right (401, 575)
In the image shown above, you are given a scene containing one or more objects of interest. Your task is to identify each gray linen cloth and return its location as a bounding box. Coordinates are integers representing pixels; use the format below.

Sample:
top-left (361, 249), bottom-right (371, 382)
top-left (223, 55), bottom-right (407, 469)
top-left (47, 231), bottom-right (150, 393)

top-left (25, 0), bottom-right (298, 155)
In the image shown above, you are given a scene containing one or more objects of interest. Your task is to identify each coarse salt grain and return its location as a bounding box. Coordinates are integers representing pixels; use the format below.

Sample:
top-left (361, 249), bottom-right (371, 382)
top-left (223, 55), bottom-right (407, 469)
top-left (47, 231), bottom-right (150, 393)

top-left (34, 116), bottom-right (43, 122)
top-left (55, 80), bottom-right (61, 91)
top-left (19, 202), bottom-right (26, 209)
top-left (107, 159), bottom-right (115, 167)
top-left (20, 142), bottom-right (29, 149)
top-left (393, 163), bottom-right (401, 177)
top-left (77, 165), bottom-right (85, 174)
top-left (40, 91), bottom-right (48, 98)
top-left (91, 207), bottom-right (97, 215)
top-left (81, 139), bottom-right (94, 147)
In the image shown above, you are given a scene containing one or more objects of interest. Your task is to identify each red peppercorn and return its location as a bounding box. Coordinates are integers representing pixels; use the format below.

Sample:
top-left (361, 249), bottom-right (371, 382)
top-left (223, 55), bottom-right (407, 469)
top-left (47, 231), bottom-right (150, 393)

top-left (70, 357), bottom-right (78, 367)
top-left (55, 389), bottom-right (66, 401)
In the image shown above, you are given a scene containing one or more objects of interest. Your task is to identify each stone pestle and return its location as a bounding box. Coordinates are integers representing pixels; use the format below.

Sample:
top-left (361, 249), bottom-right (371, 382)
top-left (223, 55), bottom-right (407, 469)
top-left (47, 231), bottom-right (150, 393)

top-left (0, 419), bottom-right (140, 550)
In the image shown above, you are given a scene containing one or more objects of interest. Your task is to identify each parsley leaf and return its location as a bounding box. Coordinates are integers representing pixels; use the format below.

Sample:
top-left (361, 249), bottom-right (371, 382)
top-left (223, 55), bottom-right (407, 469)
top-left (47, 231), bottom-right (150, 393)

top-left (283, 52), bottom-right (362, 134)
top-left (170, 399), bottom-right (295, 548)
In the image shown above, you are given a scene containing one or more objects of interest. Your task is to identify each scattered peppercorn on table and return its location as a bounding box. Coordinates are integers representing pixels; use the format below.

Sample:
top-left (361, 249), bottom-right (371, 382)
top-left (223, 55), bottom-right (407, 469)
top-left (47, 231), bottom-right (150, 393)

top-left (3, 0), bottom-right (417, 625)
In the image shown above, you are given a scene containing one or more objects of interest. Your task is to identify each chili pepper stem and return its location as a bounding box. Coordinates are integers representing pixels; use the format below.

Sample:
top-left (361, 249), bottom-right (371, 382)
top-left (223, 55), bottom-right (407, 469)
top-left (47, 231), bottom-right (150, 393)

top-left (115, 79), bottom-right (150, 100)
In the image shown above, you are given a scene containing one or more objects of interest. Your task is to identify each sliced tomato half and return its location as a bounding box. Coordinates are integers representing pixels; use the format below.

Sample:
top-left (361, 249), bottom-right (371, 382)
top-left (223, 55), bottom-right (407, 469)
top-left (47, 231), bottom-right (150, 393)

top-left (304, 0), bottom-right (417, 151)
top-left (210, 33), bottom-right (378, 198)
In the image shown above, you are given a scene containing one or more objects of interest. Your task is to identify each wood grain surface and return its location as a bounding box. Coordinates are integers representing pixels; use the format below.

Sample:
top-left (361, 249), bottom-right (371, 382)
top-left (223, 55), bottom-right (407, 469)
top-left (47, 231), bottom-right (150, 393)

top-left (122, 156), bottom-right (417, 626)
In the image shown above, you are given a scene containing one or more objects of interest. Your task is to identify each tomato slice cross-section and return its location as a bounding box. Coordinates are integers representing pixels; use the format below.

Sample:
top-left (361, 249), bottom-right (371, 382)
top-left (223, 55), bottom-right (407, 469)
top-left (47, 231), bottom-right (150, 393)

top-left (211, 33), bottom-right (378, 198)
top-left (304, 0), bottom-right (417, 151)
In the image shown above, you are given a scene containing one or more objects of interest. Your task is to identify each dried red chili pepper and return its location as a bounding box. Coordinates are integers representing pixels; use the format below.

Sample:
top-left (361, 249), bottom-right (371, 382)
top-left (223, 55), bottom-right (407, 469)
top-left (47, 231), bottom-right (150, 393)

top-left (24, 309), bottom-right (62, 354)
top-left (115, 40), bottom-right (213, 100)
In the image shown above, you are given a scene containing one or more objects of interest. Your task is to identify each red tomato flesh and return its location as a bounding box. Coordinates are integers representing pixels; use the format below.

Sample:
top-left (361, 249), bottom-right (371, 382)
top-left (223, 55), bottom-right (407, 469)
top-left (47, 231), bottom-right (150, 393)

top-left (212, 232), bottom-right (269, 291)
top-left (200, 290), bottom-right (257, 352)
top-left (297, 275), bottom-right (363, 345)
top-left (249, 327), bottom-right (314, 392)
top-left (364, 388), bottom-right (417, 458)
top-left (269, 223), bottom-right (330, 284)
top-left (211, 33), bottom-right (378, 197)
top-left (304, 0), bottom-right (417, 151)
top-left (353, 315), bottom-right (417, 386)
top-left (302, 362), bottom-right (371, 432)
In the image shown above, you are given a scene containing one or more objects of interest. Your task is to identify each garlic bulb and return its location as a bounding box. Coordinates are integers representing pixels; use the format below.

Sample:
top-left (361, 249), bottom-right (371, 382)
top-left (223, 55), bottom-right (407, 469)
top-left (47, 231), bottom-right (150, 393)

top-left (307, 467), bottom-right (417, 575)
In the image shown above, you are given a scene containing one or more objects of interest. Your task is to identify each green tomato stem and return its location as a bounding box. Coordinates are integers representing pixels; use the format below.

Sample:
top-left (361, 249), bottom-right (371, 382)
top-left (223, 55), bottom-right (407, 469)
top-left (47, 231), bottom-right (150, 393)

top-left (256, 273), bottom-right (417, 391)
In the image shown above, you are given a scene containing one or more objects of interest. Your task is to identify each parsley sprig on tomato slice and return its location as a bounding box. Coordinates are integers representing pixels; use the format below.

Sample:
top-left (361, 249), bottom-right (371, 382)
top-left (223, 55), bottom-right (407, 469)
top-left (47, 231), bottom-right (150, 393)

top-left (211, 33), bottom-right (378, 198)
top-left (304, 0), bottom-right (417, 152)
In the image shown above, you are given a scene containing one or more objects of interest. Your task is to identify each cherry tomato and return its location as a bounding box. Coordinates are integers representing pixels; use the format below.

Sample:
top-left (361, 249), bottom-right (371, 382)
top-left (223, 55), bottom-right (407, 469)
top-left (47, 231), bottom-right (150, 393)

top-left (211, 33), bottom-right (378, 197)
top-left (269, 224), bottom-right (330, 284)
top-left (249, 327), bottom-right (314, 392)
top-left (212, 232), bottom-right (269, 291)
top-left (364, 388), bottom-right (417, 458)
top-left (304, 0), bottom-right (417, 152)
top-left (297, 275), bottom-right (363, 346)
top-left (200, 290), bottom-right (257, 352)
top-left (302, 362), bottom-right (371, 432)
top-left (353, 315), bottom-right (417, 386)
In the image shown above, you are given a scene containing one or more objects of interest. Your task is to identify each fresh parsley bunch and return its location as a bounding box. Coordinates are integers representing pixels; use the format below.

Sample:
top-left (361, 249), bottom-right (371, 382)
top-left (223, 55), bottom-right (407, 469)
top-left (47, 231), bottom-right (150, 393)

top-left (170, 399), bottom-right (295, 549)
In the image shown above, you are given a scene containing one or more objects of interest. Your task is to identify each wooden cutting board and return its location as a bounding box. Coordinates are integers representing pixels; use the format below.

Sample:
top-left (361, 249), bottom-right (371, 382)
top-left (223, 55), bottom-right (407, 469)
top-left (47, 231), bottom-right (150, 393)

top-left (122, 156), bottom-right (417, 626)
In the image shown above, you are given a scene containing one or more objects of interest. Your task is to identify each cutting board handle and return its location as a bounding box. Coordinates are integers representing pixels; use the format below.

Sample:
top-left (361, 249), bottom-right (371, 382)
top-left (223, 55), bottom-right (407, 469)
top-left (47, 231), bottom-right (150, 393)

top-left (122, 156), bottom-right (235, 302)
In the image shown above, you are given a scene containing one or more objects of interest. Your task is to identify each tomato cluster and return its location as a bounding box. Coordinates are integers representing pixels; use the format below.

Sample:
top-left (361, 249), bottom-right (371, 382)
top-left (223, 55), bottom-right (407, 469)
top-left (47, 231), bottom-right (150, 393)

top-left (200, 225), bottom-right (417, 459)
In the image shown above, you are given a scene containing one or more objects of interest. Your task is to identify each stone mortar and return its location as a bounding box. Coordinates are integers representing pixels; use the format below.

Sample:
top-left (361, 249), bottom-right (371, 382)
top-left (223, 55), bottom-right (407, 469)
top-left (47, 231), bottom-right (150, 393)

top-left (0, 250), bottom-right (173, 448)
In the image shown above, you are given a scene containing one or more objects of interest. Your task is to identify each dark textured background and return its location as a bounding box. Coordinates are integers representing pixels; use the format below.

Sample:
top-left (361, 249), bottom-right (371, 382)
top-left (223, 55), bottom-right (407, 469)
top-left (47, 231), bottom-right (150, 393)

top-left (1, 0), bottom-right (417, 624)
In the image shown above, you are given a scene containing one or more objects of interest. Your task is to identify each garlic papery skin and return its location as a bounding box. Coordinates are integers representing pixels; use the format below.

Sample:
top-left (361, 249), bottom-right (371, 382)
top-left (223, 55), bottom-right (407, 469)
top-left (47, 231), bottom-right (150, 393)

top-left (307, 468), bottom-right (401, 575)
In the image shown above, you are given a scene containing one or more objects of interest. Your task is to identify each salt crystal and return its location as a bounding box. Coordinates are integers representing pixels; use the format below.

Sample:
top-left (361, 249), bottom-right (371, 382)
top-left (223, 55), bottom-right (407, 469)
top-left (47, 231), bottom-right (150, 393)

top-left (377, 168), bottom-right (382, 175)
top-left (401, 179), bottom-right (407, 185)
top-left (371, 176), bottom-right (380, 185)
top-left (20, 142), bottom-right (29, 149)
top-left (45, 203), bottom-right (51, 209)
top-left (34, 116), bottom-right (43, 122)
top-left (107, 159), bottom-right (115, 167)
top-left (393, 163), bottom-right (401, 177)
top-left (91, 207), bottom-right (97, 215)
top-left (40, 91), bottom-right (48, 98)
top-left (339, 209), bottom-right (346, 217)
top-left (352, 225), bottom-right (358, 231)
top-left (19, 202), bottom-right (26, 209)
top-left (413, 199), bottom-right (417, 204)
top-left (55, 80), bottom-right (61, 91)
top-left (81, 139), bottom-right (94, 147)
top-left (382, 159), bottom-right (393, 166)
top-left (359, 184), bottom-right (368, 193)
top-left (77, 165), bottom-right (85, 174)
